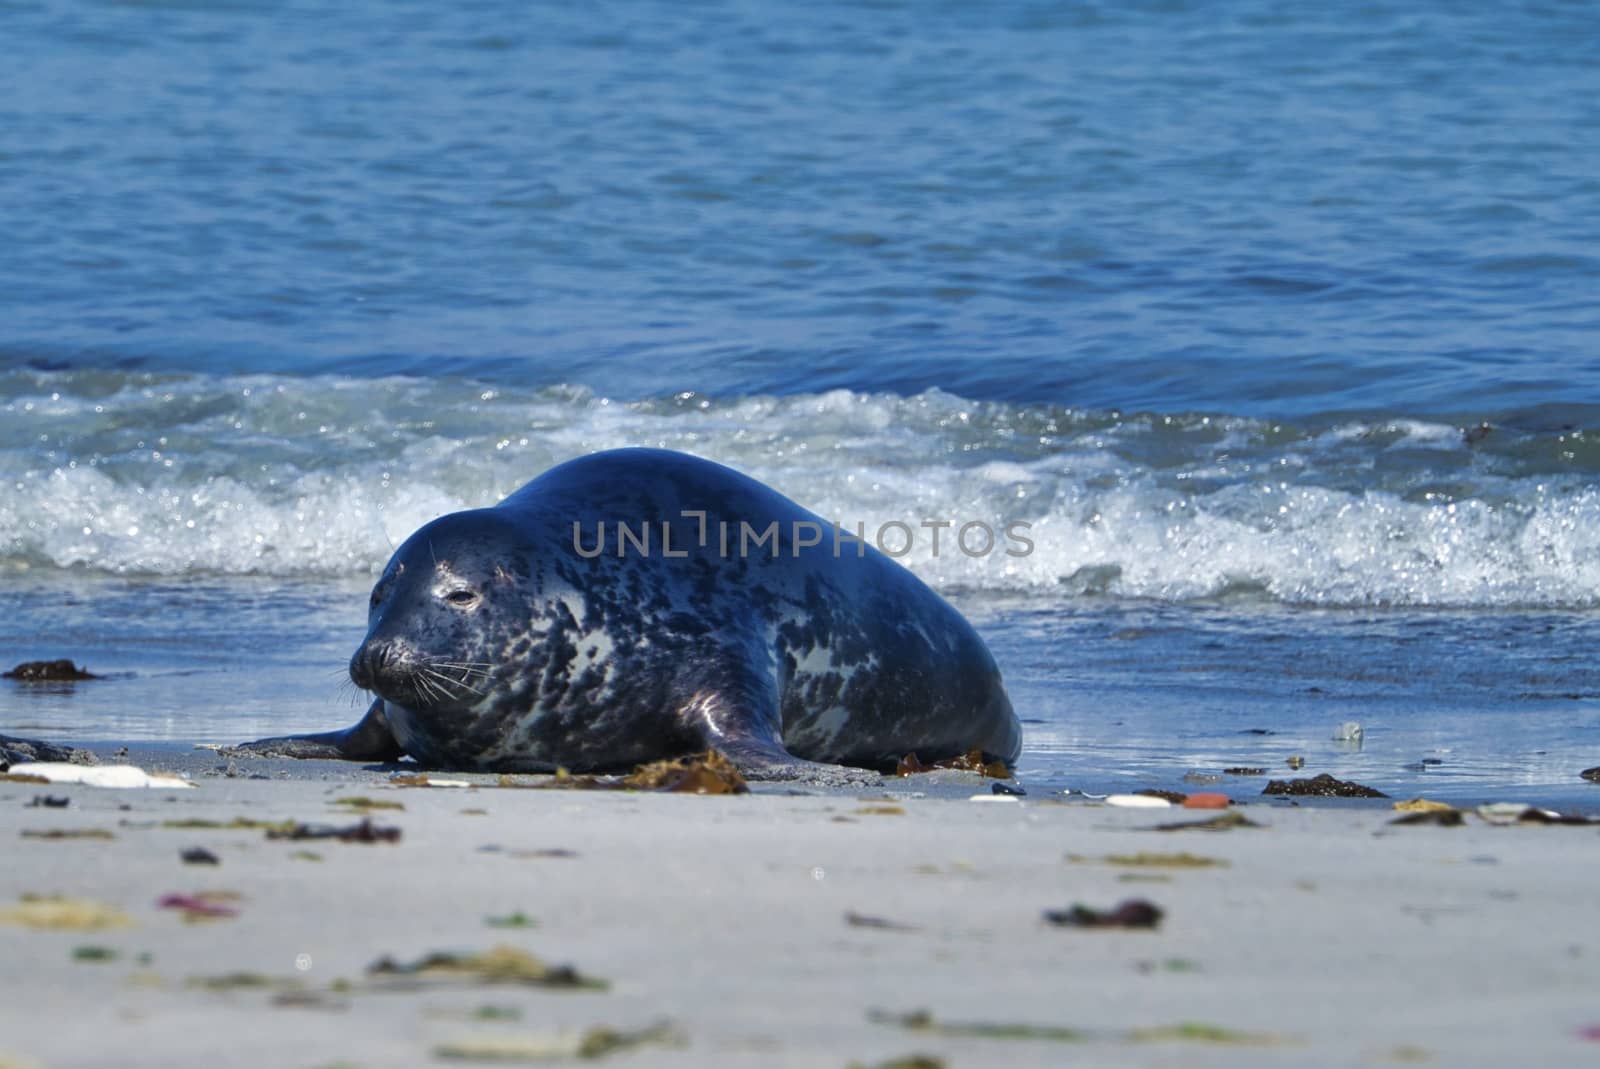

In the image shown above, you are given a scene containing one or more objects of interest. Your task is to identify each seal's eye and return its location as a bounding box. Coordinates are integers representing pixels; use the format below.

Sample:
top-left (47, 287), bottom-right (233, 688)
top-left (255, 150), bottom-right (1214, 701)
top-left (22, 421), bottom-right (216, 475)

top-left (445, 589), bottom-right (480, 608)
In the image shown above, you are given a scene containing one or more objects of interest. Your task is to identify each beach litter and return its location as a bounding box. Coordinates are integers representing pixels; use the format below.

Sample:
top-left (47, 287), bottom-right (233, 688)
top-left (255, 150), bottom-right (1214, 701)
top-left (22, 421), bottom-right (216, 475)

top-left (329, 795), bottom-right (404, 811)
top-left (4, 763), bottom-right (194, 790)
top-left (845, 910), bottom-right (921, 932)
top-left (20, 828), bottom-right (114, 840)
top-left (895, 748), bottom-right (1011, 778)
top-left (1263, 773), bottom-right (1387, 798)
top-left (71, 945), bottom-right (119, 963)
top-left (0, 894), bottom-right (133, 931)
top-left (1390, 809), bottom-right (1465, 827)
top-left (528, 750), bottom-right (750, 794)
top-left (157, 891), bottom-right (241, 922)
top-left (265, 817), bottom-right (402, 843)
top-left (870, 1009), bottom-right (1284, 1046)
top-left (366, 945), bottom-right (608, 991)
top-left (1044, 898), bottom-right (1164, 929)
top-left (870, 1008), bottom-right (1085, 1043)
top-left (1393, 797), bottom-right (1455, 813)
top-left (1476, 802), bottom-right (1600, 826)
top-left (1097, 852), bottom-right (1228, 869)
top-left (1106, 794), bottom-right (1172, 809)
top-left (848, 1057), bottom-right (945, 1069)
top-left (484, 911), bottom-right (539, 929)
top-left (390, 773), bottom-right (474, 787)
top-left (432, 1020), bottom-right (682, 1061)
top-left (1151, 810), bottom-right (1264, 832)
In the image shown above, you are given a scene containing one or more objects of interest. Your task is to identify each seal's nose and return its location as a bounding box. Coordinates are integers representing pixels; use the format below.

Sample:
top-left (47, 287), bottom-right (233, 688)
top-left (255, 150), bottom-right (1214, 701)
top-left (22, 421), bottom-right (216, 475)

top-left (349, 639), bottom-right (404, 691)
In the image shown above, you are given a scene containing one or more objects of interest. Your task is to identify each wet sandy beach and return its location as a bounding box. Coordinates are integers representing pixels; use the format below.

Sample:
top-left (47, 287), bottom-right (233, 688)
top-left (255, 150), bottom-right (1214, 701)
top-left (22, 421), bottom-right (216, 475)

top-left (3, 749), bottom-right (1599, 1068)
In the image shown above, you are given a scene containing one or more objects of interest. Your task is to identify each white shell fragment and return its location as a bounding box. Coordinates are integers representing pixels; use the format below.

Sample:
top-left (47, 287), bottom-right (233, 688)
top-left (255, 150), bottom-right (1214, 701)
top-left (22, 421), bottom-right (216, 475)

top-left (6, 762), bottom-right (196, 790)
top-left (1104, 794), bottom-right (1172, 809)
top-left (969, 793), bottom-right (1021, 803)
top-left (1476, 802), bottom-right (1544, 826)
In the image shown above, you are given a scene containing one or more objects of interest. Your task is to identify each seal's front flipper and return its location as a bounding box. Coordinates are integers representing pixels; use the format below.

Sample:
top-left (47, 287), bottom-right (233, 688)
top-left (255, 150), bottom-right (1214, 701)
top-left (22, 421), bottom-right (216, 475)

top-left (679, 687), bottom-right (880, 787)
top-left (717, 739), bottom-right (882, 787)
top-left (232, 700), bottom-right (406, 762)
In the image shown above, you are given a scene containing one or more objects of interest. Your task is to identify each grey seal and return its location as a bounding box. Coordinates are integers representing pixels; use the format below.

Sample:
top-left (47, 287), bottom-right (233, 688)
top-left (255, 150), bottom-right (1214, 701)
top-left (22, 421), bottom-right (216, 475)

top-left (238, 448), bottom-right (1020, 782)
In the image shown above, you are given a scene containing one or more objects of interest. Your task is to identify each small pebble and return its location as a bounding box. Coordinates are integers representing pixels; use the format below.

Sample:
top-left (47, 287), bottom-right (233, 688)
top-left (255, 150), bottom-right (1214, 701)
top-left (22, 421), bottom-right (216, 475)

top-left (1286, 756), bottom-right (1305, 769)
top-left (991, 782), bottom-right (1026, 797)
top-left (181, 847), bottom-right (221, 866)
top-left (1182, 793), bottom-right (1230, 809)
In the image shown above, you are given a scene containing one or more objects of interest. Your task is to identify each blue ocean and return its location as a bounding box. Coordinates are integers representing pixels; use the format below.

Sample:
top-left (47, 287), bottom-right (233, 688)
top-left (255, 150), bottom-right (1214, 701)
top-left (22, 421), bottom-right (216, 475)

top-left (3, 0), bottom-right (1598, 802)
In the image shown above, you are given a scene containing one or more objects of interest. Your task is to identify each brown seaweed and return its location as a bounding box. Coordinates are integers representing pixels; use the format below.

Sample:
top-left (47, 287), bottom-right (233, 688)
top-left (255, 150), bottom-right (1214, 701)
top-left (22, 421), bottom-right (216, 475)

top-left (895, 748), bottom-right (1010, 779)
top-left (1151, 810), bottom-right (1264, 832)
top-left (845, 911), bottom-right (921, 932)
top-left (366, 945), bottom-right (607, 991)
top-left (0, 895), bottom-right (134, 930)
top-left (265, 817), bottom-right (402, 843)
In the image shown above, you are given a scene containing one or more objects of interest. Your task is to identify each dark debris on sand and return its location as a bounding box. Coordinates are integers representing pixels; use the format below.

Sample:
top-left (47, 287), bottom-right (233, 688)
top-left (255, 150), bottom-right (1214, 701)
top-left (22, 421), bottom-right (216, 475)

top-left (4, 660), bottom-right (102, 682)
top-left (1263, 773), bottom-right (1388, 799)
top-left (1043, 898), bottom-right (1165, 929)
top-left (0, 735), bottom-right (98, 770)
top-left (265, 817), bottom-right (402, 843)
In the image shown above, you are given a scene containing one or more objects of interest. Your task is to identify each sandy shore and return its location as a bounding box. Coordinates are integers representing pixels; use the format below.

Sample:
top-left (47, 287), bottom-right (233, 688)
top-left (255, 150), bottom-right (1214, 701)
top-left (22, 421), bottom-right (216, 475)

top-left (2, 752), bottom-right (1599, 1069)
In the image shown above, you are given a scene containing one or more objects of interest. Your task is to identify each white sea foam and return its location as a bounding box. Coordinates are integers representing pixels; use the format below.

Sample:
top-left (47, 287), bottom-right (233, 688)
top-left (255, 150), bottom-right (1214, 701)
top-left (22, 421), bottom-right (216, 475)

top-left (3, 372), bottom-right (1598, 608)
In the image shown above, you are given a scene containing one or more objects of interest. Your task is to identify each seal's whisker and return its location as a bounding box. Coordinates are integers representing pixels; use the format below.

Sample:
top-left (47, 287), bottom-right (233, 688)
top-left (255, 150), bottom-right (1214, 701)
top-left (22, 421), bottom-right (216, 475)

top-left (405, 670), bottom-right (436, 701)
top-left (430, 661), bottom-right (493, 684)
top-left (416, 673), bottom-right (448, 703)
top-left (421, 665), bottom-right (484, 697)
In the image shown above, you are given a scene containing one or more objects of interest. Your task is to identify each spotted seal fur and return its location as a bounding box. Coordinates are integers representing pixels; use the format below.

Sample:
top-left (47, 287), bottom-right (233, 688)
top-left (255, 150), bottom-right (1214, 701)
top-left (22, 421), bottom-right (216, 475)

top-left (237, 448), bottom-right (1020, 782)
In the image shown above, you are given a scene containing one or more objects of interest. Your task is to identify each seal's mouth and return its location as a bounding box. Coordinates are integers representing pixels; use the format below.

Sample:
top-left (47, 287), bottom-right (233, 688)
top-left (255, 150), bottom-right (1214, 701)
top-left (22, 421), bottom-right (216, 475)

top-left (350, 639), bottom-right (490, 709)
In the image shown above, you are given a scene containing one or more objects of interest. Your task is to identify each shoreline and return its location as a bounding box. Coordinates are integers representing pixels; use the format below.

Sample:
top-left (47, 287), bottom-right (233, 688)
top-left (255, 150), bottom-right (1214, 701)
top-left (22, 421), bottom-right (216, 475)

top-left (3, 766), bottom-right (1599, 1067)
top-left (7, 740), bottom-right (1600, 814)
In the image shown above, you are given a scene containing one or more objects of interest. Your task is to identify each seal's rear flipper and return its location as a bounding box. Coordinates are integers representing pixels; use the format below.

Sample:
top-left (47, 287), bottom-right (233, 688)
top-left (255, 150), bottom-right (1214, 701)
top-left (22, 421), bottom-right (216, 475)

top-left (232, 700), bottom-right (406, 762)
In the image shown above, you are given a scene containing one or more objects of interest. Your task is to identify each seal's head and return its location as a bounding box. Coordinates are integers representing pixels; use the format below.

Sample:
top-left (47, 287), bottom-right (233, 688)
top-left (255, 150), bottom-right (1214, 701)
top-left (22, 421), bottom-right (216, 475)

top-left (350, 509), bottom-right (550, 766)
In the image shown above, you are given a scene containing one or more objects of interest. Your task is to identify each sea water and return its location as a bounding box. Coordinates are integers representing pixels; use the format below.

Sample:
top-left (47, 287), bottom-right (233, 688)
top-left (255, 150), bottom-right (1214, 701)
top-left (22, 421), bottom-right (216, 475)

top-left (3, 0), bottom-right (1598, 802)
